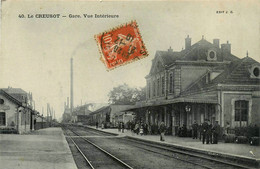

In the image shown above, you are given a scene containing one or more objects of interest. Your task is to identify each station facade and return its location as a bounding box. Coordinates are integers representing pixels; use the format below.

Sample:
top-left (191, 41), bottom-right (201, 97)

top-left (129, 36), bottom-right (260, 135)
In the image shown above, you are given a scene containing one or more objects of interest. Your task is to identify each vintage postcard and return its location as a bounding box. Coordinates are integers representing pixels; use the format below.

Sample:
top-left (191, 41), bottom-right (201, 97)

top-left (1, 0), bottom-right (260, 169)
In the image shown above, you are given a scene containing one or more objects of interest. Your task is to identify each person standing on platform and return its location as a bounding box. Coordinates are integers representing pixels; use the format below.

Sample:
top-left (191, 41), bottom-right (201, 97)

top-left (212, 121), bottom-right (220, 144)
top-left (122, 122), bottom-right (125, 133)
top-left (118, 122), bottom-right (121, 132)
top-left (159, 122), bottom-right (166, 141)
top-left (198, 124), bottom-right (202, 140)
top-left (140, 125), bottom-right (144, 136)
top-left (131, 122), bottom-right (135, 134)
top-left (208, 122), bottom-right (213, 144)
top-left (144, 123), bottom-right (148, 135)
top-left (134, 123), bottom-right (139, 135)
top-left (225, 122), bottom-right (230, 135)
top-left (101, 121), bottom-right (104, 129)
top-left (96, 122), bottom-right (98, 129)
top-left (202, 119), bottom-right (209, 144)
top-left (192, 121), bottom-right (198, 139)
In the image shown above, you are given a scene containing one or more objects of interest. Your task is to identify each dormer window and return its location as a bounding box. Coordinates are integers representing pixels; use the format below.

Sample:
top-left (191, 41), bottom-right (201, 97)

top-left (207, 50), bottom-right (217, 61)
top-left (253, 67), bottom-right (259, 77)
top-left (209, 51), bottom-right (215, 59)
top-left (249, 65), bottom-right (260, 79)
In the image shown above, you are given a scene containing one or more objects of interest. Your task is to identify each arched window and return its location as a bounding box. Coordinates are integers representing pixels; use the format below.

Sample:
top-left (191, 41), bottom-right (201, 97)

top-left (209, 51), bottom-right (215, 59)
top-left (253, 67), bottom-right (259, 77)
top-left (0, 99), bottom-right (4, 104)
top-left (249, 65), bottom-right (260, 79)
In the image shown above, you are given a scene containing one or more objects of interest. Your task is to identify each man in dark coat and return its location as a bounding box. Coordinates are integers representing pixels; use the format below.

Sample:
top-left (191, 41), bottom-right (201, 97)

top-left (122, 122), bottom-right (125, 133)
top-left (192, 121), bottom-right (198, 139)
top-left (198, 124), bottom-right (202, 140)
top-left (96, 122), bottom-right (98, 129)
top-left (159, 122), bottom-right (166, 141)
top-left (212, 121), bottom-right (220, 144)
top-left (202, 119), bottom-right (209, 144)
top-left (208, 123), bottom-right (213, 144)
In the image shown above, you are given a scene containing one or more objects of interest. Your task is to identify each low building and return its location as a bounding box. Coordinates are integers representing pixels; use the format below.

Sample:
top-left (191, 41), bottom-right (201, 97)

top-left (113, 111), bottom-right (135, 128)
top-left (88, 104), bottom-right (131, 128)
top-left (34, 115), bottom-right (47, 130)
top-left (0, 89), bottom-right (36, 134)
top-left (72, 104), bottom-right (92, 124)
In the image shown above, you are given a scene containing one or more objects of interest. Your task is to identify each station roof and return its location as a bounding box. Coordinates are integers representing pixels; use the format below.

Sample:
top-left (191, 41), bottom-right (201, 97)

top-left (90, 104), bottom-right (132, 115)
top-left (183, 56), bottom-right (260, 94)
top-left (1, 88), bottom-right (27, 94)
top-left (123, 91), bottom-right (218, 111)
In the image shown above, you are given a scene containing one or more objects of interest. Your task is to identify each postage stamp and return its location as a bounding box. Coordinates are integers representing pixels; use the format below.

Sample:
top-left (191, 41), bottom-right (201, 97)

top-left (95, 20), bottom-right (148, 70)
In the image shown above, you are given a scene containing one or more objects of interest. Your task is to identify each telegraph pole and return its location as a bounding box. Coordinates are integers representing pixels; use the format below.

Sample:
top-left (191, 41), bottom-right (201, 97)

top-left (70, 58), bottom-right (74, 115)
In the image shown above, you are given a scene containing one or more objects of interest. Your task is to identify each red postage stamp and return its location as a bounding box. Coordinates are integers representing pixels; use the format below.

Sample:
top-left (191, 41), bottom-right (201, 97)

top-left (95, 21), bottom-right (148, 70)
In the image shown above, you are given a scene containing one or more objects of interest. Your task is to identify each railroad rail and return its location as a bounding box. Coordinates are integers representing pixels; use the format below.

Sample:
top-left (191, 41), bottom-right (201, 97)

top-left (63, 126), bottom-right (133, 169)
top-left (120, 137), bottom-right (255, 169)
top-left (63, 124), bottom-right (258, 169)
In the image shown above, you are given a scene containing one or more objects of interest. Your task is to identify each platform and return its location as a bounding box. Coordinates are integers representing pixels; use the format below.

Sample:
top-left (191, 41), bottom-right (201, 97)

top-left (0, 127), bottom-right (77, 169)
top-left (87, 126), bottom-right (260, 164)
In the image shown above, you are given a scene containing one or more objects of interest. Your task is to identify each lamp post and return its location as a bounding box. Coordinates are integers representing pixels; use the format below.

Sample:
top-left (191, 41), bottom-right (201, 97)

top-left (185, 104), bottom-right (191, 128)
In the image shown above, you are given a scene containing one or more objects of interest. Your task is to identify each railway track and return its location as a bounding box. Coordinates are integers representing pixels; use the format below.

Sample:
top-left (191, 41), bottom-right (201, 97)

top-left (119, 137), bottom-right (256, 169)
top-left (63, 126), bottom-right (133, 169)
top-left (81, 126), bottom-right (258, 169)
top-left (64, 125), bottom-right (257, 169)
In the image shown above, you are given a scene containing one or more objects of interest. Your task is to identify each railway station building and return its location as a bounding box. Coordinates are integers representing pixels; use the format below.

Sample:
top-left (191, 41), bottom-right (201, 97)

top-left (0, 88), bottom-right (36, 134)
top-left (127, 36), bottom-right (260, 135)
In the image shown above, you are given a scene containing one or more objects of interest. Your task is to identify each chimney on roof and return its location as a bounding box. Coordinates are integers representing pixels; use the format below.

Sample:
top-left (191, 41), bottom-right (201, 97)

top-left (213, 39), bottom-right (219, 48)
top-left (221, 41), bottom-right (231, 54)
top-left (168, 46), bottom-right (173, 53)
top-left (185, 35), bottom-right (191, 50)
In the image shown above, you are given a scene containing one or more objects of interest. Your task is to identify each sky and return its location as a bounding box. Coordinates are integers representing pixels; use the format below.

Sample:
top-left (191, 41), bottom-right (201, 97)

top-left (1, 0), bottom-right (260, 120)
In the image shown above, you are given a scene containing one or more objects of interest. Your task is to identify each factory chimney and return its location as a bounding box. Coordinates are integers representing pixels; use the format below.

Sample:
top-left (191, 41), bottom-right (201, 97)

top-left (70, 58), bottom-right (74, 114)
top-left (67, 97), bottom-right (69, 109)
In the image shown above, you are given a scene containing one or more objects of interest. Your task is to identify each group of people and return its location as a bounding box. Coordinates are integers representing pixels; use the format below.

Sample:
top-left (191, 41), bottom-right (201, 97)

top-left (116, 119), bottom-right (222, 144)
top-left (117, 122), bottom-right (125, 133)
top-left (119, 120), bottom-right (167, 141)
top-left (95, 121), bottom-right (106, 129)
top-left (130, 121), bottom-right (149, 136)
top-left (192, 120), bottom-right (221, 144)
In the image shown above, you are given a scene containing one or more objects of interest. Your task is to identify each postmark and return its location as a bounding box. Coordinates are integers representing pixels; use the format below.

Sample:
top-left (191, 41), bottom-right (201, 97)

top-left (95, 20), bottom-right (148, 70)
